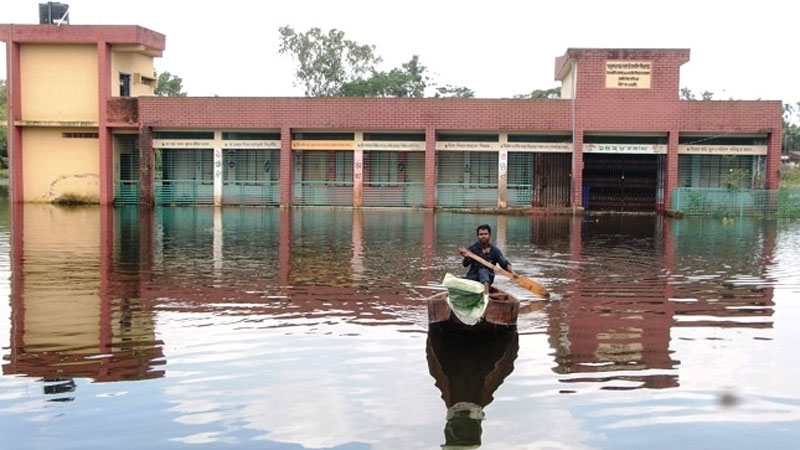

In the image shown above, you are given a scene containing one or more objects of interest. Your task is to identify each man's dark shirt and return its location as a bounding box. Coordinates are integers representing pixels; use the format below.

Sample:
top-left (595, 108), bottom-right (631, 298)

top-left (462, 242), bottom-right (510, 284)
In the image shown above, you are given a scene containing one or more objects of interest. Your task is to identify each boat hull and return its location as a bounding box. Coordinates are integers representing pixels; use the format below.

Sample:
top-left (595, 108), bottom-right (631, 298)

top-left (426, 287), bottom-right (519, 333)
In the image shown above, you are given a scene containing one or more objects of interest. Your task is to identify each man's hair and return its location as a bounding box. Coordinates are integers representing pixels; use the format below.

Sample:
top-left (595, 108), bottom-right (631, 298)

top-left (476, 224), bottom-right (491, 234)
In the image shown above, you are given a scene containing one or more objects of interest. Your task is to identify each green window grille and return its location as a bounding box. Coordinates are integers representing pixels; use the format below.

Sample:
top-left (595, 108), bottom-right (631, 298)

top-left (222, 149), bottom-right (280, 205)
top-left (436, 151), bottom-right (498, 207)
top-left (155, 148), bottom-right (214, 205)
top-left (363, 151), bottom-right (424, 206)
top-left (678, 155), bottom-right (765, 189)
top-left (507, 153), bottom-right (572, 207)
top-left (292, 151), bottom-right (354, 206)
top-left (115, 134), bottom-right (139, 205)
top-left (672, 188), bottom-right (799, 217)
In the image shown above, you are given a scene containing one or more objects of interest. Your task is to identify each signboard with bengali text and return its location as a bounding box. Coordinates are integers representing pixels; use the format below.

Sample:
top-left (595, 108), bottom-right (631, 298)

top-left (605, 61), bottom-right (652, 89)
top-left (152, 139), bottom-right (215, 149)
top-left (678, 145), bottom-right (767, 155)
top-left (355, 141), bottom-right (426, 151)
top-left (291, 140), bottom-right (355, 150)
top-left (435, 142), bottom-right (572, 152)
top-left (222, 140), bottom-right (281, 149)
top-left (583, 143), bottom-right (666, 154)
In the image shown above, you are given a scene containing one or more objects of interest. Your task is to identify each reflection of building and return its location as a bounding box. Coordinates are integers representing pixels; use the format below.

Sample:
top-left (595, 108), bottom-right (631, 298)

top-left (3, 205), bottom-right (164, 387)
top-left (427, 327), bottom-right (518, 448)
top-left (2, 19), bottom-right (782, 212)
top-left (547, 216), bottom-right (776, 390)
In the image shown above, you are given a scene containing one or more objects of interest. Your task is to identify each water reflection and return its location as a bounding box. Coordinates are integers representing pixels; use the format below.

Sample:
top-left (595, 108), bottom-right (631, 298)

top-left (1, 202), bottom-right (793, 448)
top-left (546, 215), bottom-right (776, 390)
top-left (2, 205), bottom-right (780, 394)
top-left (427, 327), bottom-right (518, 448)
top-left (4, 205), bottom-right (164, 391)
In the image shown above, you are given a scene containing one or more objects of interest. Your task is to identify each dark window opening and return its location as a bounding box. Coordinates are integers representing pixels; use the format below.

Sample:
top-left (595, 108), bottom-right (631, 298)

top-left (119, 73), bottom-right (131, 97)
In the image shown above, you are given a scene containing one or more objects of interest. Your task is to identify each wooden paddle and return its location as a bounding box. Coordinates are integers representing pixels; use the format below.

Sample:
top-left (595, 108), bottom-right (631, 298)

top-left (460, 248), bottom-right (550, 298)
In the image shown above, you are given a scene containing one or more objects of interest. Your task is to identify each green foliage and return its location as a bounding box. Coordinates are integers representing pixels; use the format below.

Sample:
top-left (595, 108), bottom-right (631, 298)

top-left (279, 26), bottom-right (473, 98)
top-left (722, 168), bottom-right (748, 189)
top-left (680, 87), bottom-right (695, 100)
top-left (783, 102), bottom-right (800, 153)
top-left (701, 90), bottom-right (714, 100)
top-left (52, 192), bottom-right (98, 206)
top-left (278, 26), bottom-right (381, 97)
top-left (434, 84), bottom-right (475, 98)
top-left (514, 87), bottom-right (560, 99)
top-left (781, 166), bottom-right (800, 189)
top-left (340, 55), bottom-right (428, 97)
top-left (154, 71), bottom-right (187, 97)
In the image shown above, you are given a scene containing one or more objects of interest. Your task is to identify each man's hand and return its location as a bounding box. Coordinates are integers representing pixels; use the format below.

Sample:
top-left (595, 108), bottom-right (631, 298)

top-left (458, 247), bottom-right (468, 257)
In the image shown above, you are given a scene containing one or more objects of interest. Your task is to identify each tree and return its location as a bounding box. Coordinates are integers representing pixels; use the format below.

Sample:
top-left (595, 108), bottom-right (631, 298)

top-left (278, 26), bottom-right (381, 97)
top-left (514, 87), bottom-right (560, 99)
top-left (434, 84), bottom-right (475, 98)
top-left (701, 90), bottom-right (714, 101)
top-left (279, 26), bottom-right (474, 98)
top-left (680, 87), bottom-right (695, 100)
top-left (1, 79), bottom-right (7, 167)
top-left (339, 55), bottom-right (429, 98)
top-left (155, 71), bottom-right (187, 97)
top-left (783, 102), bottom-right (800, 154)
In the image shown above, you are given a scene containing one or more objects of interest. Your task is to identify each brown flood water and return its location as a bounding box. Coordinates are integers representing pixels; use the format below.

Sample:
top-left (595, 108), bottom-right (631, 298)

top-left (1, 200), bottom-right (800, 449)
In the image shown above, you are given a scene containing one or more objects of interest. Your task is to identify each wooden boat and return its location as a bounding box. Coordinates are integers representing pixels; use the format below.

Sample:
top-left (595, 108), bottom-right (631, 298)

top-left (426, 286), bottom-right (520, 333)
top-left (426, 324), bottom-right (519, 447)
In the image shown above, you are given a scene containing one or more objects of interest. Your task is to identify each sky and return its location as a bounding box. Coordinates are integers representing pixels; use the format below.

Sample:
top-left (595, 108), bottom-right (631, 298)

top-left (1, 0), bottom-right (798, 114)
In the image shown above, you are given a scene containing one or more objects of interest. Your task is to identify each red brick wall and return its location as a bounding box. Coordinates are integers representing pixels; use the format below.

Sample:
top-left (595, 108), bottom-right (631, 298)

top-left (571, 49), bottom-right (688, 132)
top-left (138, 97), bottom-right (574, 131)
top-left (0, 24), bottom-right (165, 50)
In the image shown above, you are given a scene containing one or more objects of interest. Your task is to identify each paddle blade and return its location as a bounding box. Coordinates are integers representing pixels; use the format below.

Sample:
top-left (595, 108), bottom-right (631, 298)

top-left (514, 275), bottom-right (550, 298)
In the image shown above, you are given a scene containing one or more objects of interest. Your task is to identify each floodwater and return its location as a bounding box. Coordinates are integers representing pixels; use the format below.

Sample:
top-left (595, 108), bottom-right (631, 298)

top-left (1, 197), bottom-right (800, 449)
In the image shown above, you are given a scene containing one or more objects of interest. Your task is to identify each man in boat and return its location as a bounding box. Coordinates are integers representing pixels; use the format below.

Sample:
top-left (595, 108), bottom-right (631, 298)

top-left (458, 224), bottom-right (514, 295)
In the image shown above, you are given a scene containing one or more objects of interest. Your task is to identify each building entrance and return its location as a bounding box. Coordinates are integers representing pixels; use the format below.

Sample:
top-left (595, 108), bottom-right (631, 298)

top-left (583, 154), bottom-right (661, 212)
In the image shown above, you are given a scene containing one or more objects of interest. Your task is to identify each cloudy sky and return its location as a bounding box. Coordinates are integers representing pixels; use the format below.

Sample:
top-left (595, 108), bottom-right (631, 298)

top-left (2, 0), bottom-right (798, 111)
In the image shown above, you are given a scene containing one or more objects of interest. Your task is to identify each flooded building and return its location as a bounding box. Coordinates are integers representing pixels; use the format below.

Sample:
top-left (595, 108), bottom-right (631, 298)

top-left (1, 21), bottom-right (783, 212)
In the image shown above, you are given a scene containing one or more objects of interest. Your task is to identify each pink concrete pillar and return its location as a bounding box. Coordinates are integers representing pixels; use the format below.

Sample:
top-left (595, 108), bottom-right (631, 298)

top-left (98, 42), bottom-right (114, 205)
top-left (7, 39), bottom-right (24, 203)
top-left (424, 128), bottom-right (436, 208)
top-left (664, 130), bottom-right (679, 210)
top-left (280, 126), bottom-right (293, 206)
top-left (571, 130), bottom-right (584, 210)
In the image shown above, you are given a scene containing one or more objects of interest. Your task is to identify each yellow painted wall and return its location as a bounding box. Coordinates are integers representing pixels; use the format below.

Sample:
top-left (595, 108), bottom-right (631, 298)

top-left (22, 205), bottom-right (100, 353)
top-left (111, 50), bottom-right (156, 97)
top-left (560, 66), bottom-right (574, 99)
top-left (20, 44), bottom-right (98, 122)
top-left (22, 128), bottom-right (100, 202)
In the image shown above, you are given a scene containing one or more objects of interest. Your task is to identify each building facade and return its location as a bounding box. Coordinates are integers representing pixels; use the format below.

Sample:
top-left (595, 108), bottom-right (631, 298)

top-left (2, 23), bottom-right (783, 212)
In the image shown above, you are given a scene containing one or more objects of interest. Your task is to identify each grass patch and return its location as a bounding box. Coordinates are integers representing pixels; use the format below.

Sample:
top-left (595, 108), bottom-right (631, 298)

top-left (781, 166), bottom-right (800, 189)
top-left (52, 193), bottom-right (99, 206)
